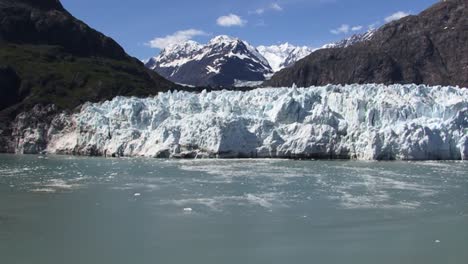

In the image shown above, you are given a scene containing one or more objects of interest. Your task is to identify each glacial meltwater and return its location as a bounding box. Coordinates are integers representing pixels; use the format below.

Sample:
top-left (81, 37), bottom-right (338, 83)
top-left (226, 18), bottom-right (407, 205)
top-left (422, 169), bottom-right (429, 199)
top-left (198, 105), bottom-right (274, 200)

top-left (0, 154), bottom-right (467, 264)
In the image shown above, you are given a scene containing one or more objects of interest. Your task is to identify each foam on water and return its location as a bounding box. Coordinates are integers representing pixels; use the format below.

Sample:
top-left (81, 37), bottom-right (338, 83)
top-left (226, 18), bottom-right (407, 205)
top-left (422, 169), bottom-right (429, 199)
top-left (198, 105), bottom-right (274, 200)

top-left (1, 155), bottom-right (467, 264)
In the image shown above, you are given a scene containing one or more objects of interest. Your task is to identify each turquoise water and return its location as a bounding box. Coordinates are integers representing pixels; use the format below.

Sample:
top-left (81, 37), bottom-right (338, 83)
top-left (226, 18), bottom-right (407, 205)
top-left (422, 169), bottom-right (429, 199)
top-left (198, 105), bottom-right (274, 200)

top-left (0, 154), bottom-right (467, 264)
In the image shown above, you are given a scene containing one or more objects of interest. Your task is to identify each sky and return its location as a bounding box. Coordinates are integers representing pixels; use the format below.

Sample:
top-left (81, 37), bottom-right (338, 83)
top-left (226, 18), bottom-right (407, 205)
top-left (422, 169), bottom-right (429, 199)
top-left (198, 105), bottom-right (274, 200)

top-left (61, 0), bottom-right (438, 60)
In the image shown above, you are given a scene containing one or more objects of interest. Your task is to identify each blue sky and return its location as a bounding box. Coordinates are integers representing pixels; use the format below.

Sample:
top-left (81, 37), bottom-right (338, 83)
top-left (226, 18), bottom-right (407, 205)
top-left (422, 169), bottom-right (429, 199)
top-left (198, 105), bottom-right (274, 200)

top-left (61, 0), bottom-right (438, 60)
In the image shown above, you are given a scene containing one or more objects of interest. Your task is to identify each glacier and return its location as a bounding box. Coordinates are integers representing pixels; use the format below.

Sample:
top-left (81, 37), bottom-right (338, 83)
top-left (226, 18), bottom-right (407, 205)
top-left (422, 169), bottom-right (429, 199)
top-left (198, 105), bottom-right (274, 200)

top-left (12, 84), bottom-right (468, 160)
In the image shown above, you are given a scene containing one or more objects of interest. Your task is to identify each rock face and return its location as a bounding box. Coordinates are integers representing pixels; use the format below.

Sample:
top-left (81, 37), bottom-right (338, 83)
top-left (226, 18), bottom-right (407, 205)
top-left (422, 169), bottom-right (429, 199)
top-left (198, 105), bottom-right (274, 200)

top-left (0, 0), bottom-right (176, 114)
top-left (266, 0), bottom-right (468, 88)
top-left (146, 36), bottom-right (272, 87)
top-left (9, 85), bottom-right (468, 160)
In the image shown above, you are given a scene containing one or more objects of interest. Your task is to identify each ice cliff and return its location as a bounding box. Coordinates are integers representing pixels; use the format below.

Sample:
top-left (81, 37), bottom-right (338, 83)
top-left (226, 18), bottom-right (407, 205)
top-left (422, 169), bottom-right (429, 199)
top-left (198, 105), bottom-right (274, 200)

top-left (12, 84), bottom-right (468, 160)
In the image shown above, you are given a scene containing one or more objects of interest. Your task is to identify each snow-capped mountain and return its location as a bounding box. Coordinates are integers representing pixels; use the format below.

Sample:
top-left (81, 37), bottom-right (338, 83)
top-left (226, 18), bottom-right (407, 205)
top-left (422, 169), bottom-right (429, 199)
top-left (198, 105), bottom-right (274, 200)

top-left (257, 43), bottom-right (314, 72)
top-left (321, 29), bottom-right (377, 49)
top-left (256, 31), bottom-right (376, 73)
top-left (146, 35), bottom-right (272, 87)
top-left (145, 32), bottom-right (378, 87)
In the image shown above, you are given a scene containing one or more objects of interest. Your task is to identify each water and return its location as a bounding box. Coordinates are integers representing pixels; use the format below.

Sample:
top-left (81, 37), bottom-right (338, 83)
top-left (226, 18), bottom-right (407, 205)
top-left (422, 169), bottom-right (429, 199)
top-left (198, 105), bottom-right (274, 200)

top-left (0, 154), bottom-right (467, 264)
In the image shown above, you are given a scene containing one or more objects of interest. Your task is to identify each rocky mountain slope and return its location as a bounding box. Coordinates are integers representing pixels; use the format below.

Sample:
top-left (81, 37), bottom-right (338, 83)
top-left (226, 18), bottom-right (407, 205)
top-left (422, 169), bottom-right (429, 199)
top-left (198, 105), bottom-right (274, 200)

top-left (146, 36), bottom-right (272, 87)
top-left (0, 0), bottom-right (176, 117)
top-left (266, 0), bottom-right (468, 88)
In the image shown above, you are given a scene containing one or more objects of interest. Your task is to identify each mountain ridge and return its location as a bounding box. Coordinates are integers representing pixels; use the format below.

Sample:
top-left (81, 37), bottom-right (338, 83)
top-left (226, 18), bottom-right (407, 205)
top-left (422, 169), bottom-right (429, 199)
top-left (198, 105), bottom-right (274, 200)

top-left (147, 31), bottom-right (383, 87)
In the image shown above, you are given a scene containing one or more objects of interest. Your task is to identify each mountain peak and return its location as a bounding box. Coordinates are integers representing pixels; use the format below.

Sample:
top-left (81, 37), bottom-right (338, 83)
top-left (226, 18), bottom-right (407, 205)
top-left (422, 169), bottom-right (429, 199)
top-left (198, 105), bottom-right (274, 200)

top-left (209, 35), bottom-right (240, 44)
top-left (146, 35), bottom-right (272, 87)
top-left (164, 40), bottom-right (202, 54)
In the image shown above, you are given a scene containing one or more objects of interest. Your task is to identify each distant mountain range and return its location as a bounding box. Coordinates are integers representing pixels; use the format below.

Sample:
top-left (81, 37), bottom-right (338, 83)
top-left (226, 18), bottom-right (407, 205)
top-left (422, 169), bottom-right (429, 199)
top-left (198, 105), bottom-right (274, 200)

top-left (266, 0), bottom-right (468, 88)
top-left (146, 30), bottom-right (380, 87)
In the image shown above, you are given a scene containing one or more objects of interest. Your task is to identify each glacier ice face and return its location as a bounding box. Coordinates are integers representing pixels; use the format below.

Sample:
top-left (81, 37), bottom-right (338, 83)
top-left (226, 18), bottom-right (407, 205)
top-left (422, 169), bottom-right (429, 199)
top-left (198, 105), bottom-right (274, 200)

top-left (13, 84), bottom-right (468, 160)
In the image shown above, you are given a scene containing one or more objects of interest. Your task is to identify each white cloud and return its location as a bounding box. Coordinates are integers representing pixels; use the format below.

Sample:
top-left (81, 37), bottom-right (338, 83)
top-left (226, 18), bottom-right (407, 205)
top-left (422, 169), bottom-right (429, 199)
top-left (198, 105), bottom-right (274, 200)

top-left (147, 29), bottom-right (207, 49)
top-left (255, 8), bottom-right (265, 15)
top-left (331, 24), bottom-right (350, 34)
top-left (217, 14), bottom-right (247, 27)
top-left (270, 3), bottom-right (283, 11)
top-left (331, 23), bottom-right (364, 34)
top-left (251, 3), bottom-right (283, 15)
top-left (385, 11), bottom-right (410, 23)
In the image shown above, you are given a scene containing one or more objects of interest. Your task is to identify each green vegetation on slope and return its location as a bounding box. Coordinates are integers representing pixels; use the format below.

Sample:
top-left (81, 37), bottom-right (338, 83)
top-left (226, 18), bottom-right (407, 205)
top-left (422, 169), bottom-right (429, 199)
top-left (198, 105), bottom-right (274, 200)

top-left (0, 44), bottom-right (175, 112)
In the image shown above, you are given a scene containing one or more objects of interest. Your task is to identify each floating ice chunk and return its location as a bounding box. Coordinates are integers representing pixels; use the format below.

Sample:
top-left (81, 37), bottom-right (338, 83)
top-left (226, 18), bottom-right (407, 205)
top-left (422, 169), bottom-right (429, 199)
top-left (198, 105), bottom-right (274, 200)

top-left (30, 188), bottom-right (56, 193)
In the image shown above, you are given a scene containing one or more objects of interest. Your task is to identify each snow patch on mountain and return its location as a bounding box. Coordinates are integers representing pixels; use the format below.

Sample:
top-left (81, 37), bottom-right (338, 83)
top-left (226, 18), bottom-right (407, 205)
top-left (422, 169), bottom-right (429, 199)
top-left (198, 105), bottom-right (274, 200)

top-left (257, 43), bottom-right (314, 72)
top-left (13, 85), bottom-right (468, 160)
